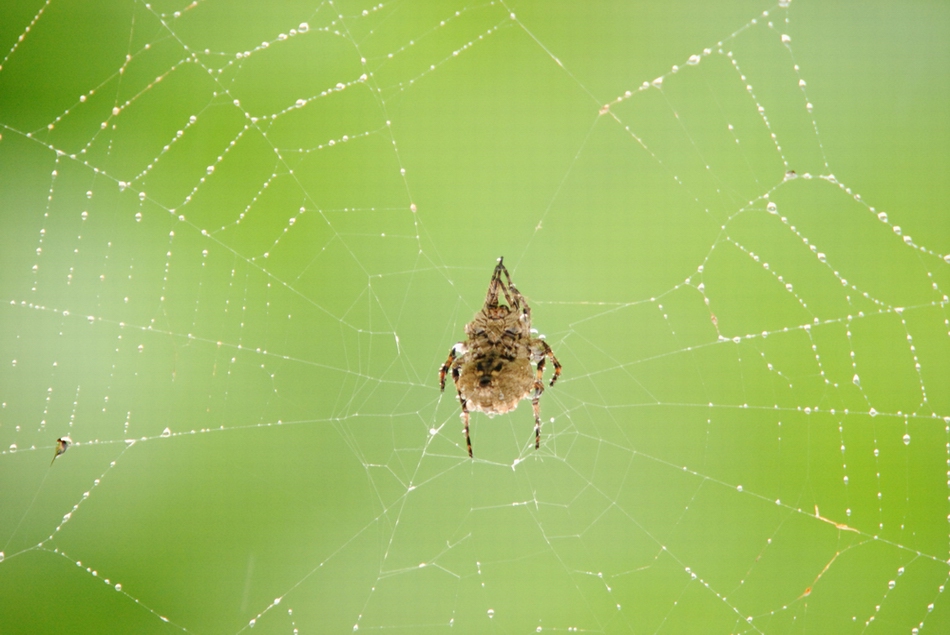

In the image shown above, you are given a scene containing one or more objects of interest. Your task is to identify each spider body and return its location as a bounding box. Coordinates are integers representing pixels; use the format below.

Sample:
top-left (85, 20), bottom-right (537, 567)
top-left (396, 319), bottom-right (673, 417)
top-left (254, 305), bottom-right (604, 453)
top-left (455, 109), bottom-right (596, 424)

top-left (440, 258), bottom-right (561, 457)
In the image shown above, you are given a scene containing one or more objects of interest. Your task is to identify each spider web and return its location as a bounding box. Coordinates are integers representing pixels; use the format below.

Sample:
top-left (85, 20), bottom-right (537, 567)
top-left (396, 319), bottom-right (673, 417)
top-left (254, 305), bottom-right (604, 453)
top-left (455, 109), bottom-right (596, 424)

top-left (1, 0), bottom-right (949, 632)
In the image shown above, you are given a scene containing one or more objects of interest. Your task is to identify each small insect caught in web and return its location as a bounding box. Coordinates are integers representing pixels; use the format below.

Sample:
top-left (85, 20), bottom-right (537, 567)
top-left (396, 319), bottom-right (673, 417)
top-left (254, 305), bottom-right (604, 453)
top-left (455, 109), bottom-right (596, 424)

top-left (50, 436), bottom-right (71, 466)
top-left (439, 257), bottom-right (561, 457)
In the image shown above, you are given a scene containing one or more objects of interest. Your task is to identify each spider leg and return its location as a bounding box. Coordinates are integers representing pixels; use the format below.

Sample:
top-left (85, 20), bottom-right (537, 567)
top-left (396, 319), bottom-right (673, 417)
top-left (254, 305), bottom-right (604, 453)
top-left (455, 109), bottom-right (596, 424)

top-left (438, 348), bottom-right (455, 391)
top-left (496, 261), bottom-right (529, 318)
top-left (451, 370), bottom-right (471, 456)
top-left (533, 339), bottom-right (562, 387)
top-left (484, 258), bottom-right (507, 309)
top-left (462, 402), bottom-right (473, 458)
top-left (484, 259), bottom-right (531, 325)
top-left (529, 357), bottom-right (548, 450)
top-left (439, 343), bottom-right (466, 391)
top-left (532, 389), bottom-right (542, 450)
top-left (439, 343), bottom-right (474, 457)
top-left (507, 284), bottom-right (531, 323)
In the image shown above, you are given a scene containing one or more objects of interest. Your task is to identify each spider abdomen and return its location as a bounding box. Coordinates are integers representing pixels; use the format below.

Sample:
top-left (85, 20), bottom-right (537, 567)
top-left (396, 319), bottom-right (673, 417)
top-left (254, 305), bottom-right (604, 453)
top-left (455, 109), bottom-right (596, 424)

top-left (458, 356), bottom-right (534, 415)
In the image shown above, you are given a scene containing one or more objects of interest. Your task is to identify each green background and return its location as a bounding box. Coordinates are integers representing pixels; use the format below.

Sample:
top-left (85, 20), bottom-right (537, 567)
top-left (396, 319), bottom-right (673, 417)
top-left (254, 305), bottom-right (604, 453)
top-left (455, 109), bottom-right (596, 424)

top-left (1, 0), bottom-right (949, 633)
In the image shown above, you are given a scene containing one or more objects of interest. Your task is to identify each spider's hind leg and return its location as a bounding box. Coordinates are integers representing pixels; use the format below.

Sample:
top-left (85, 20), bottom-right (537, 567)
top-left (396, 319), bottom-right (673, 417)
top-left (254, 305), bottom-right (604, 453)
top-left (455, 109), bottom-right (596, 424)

top-left (531, 366), bottom-right (546, 450)
top-left (462, 403), bottom-right (473, 458)
top-left (454, 374), bottom-right (472, 457)
top-left (531, 390), bottom-right (542, 450)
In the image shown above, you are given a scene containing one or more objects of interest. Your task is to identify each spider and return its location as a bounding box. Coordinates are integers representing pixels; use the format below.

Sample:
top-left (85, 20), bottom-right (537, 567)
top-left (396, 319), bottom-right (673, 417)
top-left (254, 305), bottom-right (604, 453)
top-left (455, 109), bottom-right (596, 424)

top-left (439, 257), bottom-right (561, 457)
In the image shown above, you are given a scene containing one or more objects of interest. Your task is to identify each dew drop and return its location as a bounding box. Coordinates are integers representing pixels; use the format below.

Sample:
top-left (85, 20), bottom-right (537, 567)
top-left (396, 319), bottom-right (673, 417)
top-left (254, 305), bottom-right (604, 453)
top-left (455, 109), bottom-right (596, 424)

top-left (903, 433), bottom-right (911, 445)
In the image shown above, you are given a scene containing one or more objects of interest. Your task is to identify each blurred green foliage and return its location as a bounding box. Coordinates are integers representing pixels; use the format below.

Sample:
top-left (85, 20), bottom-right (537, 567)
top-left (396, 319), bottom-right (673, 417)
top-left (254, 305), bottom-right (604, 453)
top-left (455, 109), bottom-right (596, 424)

top-left (1, 1), bottom-right (948, 633)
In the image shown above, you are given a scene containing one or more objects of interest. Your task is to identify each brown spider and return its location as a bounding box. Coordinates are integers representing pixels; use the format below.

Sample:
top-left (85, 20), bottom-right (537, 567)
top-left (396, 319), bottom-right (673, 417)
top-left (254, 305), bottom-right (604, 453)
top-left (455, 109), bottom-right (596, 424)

top-left (439, 257), bottom-right (561, 457)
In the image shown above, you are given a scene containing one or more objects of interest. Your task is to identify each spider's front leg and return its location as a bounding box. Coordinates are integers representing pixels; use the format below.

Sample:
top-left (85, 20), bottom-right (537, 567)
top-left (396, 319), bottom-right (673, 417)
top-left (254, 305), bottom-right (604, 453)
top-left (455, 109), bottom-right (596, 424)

top-left (484, 258), bottom-right (507, 309)
top-left (498, 262), bottom-right (530, 323)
